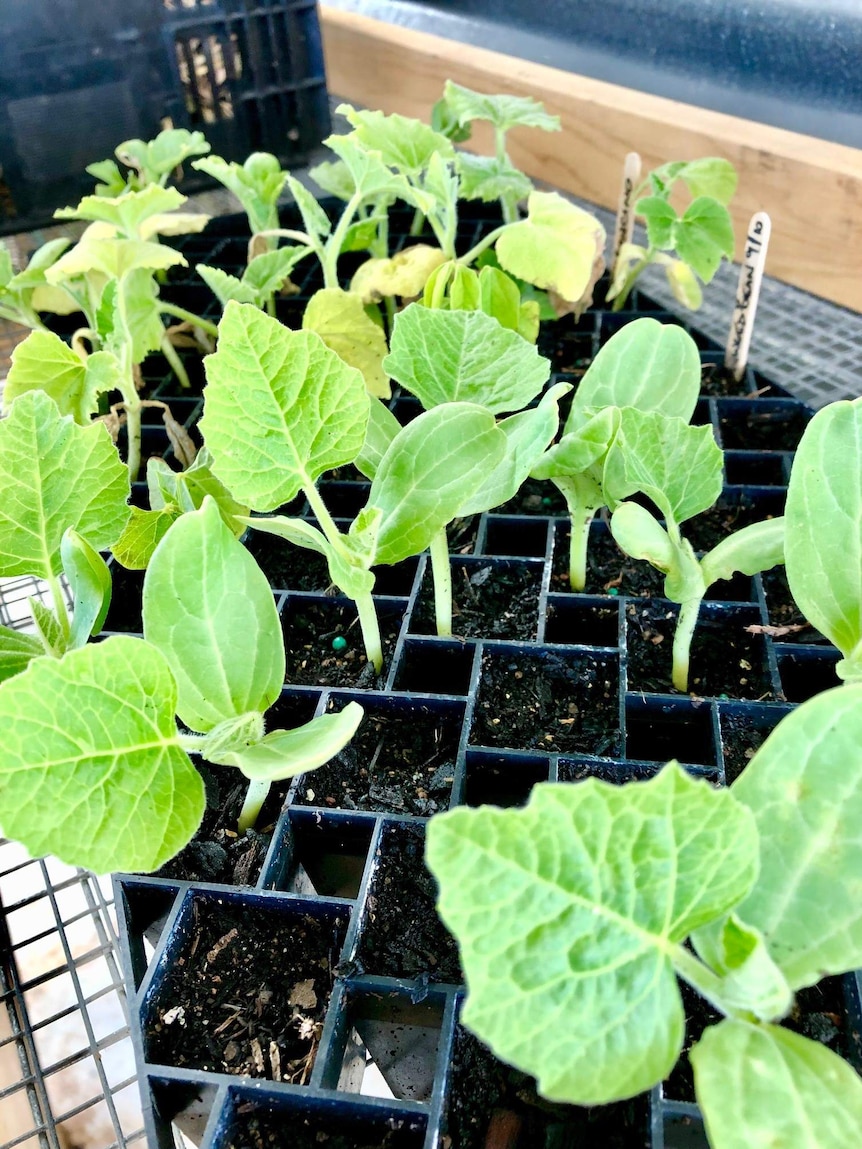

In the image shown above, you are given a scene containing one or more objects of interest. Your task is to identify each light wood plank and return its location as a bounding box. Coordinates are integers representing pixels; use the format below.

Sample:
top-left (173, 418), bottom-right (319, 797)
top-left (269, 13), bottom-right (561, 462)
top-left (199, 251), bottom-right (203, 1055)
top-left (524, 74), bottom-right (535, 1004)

top-left (321, 7), bottom-right (862, 311)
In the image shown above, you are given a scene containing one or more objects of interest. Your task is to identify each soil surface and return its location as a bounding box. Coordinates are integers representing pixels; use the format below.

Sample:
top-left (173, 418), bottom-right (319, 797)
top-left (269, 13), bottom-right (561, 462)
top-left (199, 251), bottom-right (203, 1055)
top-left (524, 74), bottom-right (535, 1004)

top-left (684, 497), bottom-right (784, 553)
top-left (720, 707), bottom-right (788, 784)
top-left (552, 525), bottom-right (665, 598)
top-left (227, 1114), bottom-right (422, 1149)
top-left (146, 900), bottom-right (347, 1080)
top-left (355, 822), bottom-right (461, 983)
top-left (626, 601), bottom-right (774, 700)
top-left (719, 405), bottom-right (811, 452)
top-left (496, 478), bottom-right (568, 517)
top-left (761, 566), bottom-right (823, 643)
top-left (446, 1027), bottom-right (651, 1149)
top-left (410, 562), bottom-right (542, 642)
top-left (698, 362), bottom-right (753, 398)
top-left (471, 650), bottom-right (621, 756)
top-left (284, 598), bottom-right (403, 689)
top-left (294, 702), bottom-right (461, 816)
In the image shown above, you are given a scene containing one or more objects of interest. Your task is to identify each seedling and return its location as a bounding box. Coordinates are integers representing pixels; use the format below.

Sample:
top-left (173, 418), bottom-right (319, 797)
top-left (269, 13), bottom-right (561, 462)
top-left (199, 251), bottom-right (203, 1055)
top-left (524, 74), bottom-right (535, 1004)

top-left (604, 407), bottom-right (784, 691)
top-left (785, 396), bottom-right (862, 683)
top-left (608, 158), bottom-right (737, 311)
top-left (0, 240), bottom-right (73, 330)
top-left (427, 684), bottom-right (862, 1148)
top-left (88, 127), bottom-right (211, 195)
top-left (0, 498), bottom-right (363, 873)
top-left (529, 317), bottom-right (703, 591)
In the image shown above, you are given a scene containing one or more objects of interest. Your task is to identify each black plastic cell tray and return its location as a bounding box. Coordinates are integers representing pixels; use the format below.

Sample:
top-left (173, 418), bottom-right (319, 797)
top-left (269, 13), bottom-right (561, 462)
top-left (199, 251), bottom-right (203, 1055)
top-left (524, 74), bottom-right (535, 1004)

top-left (110, 200), bottom-right (857, 1149)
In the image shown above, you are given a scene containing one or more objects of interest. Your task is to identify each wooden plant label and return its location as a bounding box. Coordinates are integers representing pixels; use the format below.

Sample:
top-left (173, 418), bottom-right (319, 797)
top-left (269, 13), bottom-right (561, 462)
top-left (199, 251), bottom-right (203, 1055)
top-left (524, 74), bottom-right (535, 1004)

top-left (611, 152), bottom-right (642, 270)
top-left (725, 212), bottom-right (771, 381)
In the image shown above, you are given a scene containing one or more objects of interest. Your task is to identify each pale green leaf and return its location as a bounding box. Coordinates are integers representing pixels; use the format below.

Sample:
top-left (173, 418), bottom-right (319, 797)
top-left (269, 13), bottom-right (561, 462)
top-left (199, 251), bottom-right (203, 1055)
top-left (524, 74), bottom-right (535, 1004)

top-left (673, 197), bottom-right (735, 282)
top-left (324, 135), bottom-right (413, 205)
top-left (350, 246), bottom-right (447, 303)
top-left (495, 193), bottom-right (606, 304)
top-left (116, 128), bottom-right (210, 184)
top-left (609, 503), bottom-right (675, 575)
top-left (216, 701), bottom-right (364, 780)
top-left (0, 636), bottom-right (205, 873)
top-left (456, 154), bottom-right (533, 203)
top-left (308, 159), bottom-right (355, 201)
top-left (61, 529), bottom-right (112, 649)
top-left (46, 235), bottom-right (186, 282)
top-left (700, 517), bottom-right (785, 589)
top-left (568, 318), bottom-right (701, 433)
top-left (340, 216), bottom-right (381, 254)
top-left (0, 391), bottom-right (130, 578)
top-left (693, 1020), bottom-right (862, 1149)
top-left (676, 158), bottom-right (738, 205)
top-left (302, 287), bottom-right (391, 398)
top-left (337, 103), bottom-right (455, 173)
top-left (443, 81), bottom-right (561, 132)
top-left (426, 765), bottom-right (758, 1105)
top-left (727, 684), bottom-right (862, 989)
top-left (459, 382), bottom-right (570, 515)
top-left (193, 155), bottom-right (285, 235)
top-left (30, 599), bottom-right (66, 656)
top-left (531, 408), bottom-right (621, 482)
top-left (785, 399), bottom-right (862, 678)
top-left (200, 302), bottom-right (369, 510)
top-left (116, 268), bottom-right (165, 362)
top-left (54, 186), bottom-right (186, 237)
top-left (112, 506), bottom-right (180, 570)
top-left (4, 330), bottom-right (114, 423)
top-left (371, 404), bottom-right (506, 565)
top-left (198, 264), bottom-right (258, 307)
top-left (245, 515), bottom-right (332, 559)
top-left (138, 212), bottom-right (210, 240)
top-left (637, 196), bottom-right (678, 249)
top-left (478, 265), bottom-right (522, 334)
top-left (142, 498), bottom-right (285, 733)
top-left (0, 628), bottom-right (44, 683)
top-left (172, 447), bottom-right (250, 537)
top-left (663, 258), bottom-right (704, 310)
top-left (355, 397), bottom-right (401, 480)
top-left (384, 305), bottom-right (549, 414)
top-left (243, 246), bottom-right (311, 296)
top-left (0, 248), bottom-right (14, 288)
top-left (7, 238), bottom-right (72, 289)
top-left (690, 915), bottom-right (792, 1021)
top-left (603, 409), bottom-right (723, 525)
top-left (285, 174), bottom-right (332, 240)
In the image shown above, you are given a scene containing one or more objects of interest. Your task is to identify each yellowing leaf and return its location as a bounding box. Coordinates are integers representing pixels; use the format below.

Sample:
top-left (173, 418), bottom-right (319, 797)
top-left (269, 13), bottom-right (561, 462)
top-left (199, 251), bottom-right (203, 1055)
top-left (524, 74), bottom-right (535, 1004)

top-left (303, 288), bottom-right (391, 399)
top-left (350, 246), bottom-right (447, 303)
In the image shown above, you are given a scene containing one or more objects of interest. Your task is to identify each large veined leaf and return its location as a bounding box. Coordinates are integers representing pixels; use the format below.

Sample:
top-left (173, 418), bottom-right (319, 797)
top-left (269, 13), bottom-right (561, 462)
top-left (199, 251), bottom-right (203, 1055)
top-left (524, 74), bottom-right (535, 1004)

top-left (0, 628), bottom-right (44, 683)
top-left (603, 410), bottom-right (723, 525)
top-left (54, 186), bottom-right (186, 236)
top-left (456, 154), bottom-right (533, 204)
top-left (243, 246), bottom-right (311, 296)
top-left (197, 265), bottom-right (258, 307)
top-left (785, 398), bottom-right (862, 679)
top-left (442, 81), bottom-right (561, 133)
top-left (142, 498), bottom-right (285, 733)
top-left (426, 765), bottom-right (758, 1105)
top-left (714, 685), bottom-right (862, 989)
top-left (214, 702), bottom-right (364, 780)
top-left (673, 197), bottom-right (735, 282)
top-left (350, 246), bottom-right (447, 304)
top-left (0, 636), bottom-right (205, 873)
top-left (201, 302), bottom-right (369, 510)
top-left (4, 329), bottom-right (117, 422)
top-left (370, 404), bottom-right (506, 564)
top-left (337, 104), bottom-right (454, 173)
top-left (495, 193), bottom-right (605, 305)
top-left (0, 391), bottom-right (130, 578)
top-left (46, 234), bottom-right (186, 282)
top-left (324, 135), bottom-right (414, 206)
top-left (384, 305), bottom-right (549, 414)
top-left (355, 397), bottom-right (401, 480)
top-left (302, 288), bottom-right (391, 398)
top-left (568, 318), bottom-right (701, 432)
top-left (693, 1019), bottom-right (862, 1149)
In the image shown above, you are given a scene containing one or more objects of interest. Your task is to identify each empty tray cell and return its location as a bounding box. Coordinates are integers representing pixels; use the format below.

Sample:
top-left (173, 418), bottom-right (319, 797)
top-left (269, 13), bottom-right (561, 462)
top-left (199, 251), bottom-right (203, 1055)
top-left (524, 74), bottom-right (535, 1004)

top-left (470, 646), bottom-right (621, 757)
top-left (371, 555), bottom-right (420, 597)
top-left (625, 696), bottom-right (718, 769)
top-left (718, 701), bottom-right (794, 784)
top-left (314, 481), bottom-right (373, 519)
top-left (557, 757), bottom-right (664, 785)
top-left (480, 514), bottom-right (551, 558)
top-left (662, 1107), bottom-right (709, 1149)
top-left (113, 878), bottom-right (181, 991)
top-left (495, 476), bottom-right (568, 516)
top-left (463, 749), bottom-right (552, 808)
top-left (320, 985), bottom-right (446, 1102)
top-left (410, 556), bottom-right (544, 642)
top-left (294, 693), bottom-right (465, 817)
top-left (391, 637), bottom-right (476, 696)
top-left (776, 645), bottom-right (842, 703)
top-left (143, 890), bottom-right (349, 1080)
top-left (543, 595), bottom-right (620, 646)
top-left (724, 451), bottom-right (787, 487)
top-left (268, 809), bottom-right (375, 899)
top-left (102, 563), bottom-right (144, 634)
top-left (282, 594), bottom-right (407, 689)
top-left (761, 566), bottom-right (828, 644)
top-left (717, 397), bottom-right (812, 451)
top-left (551, 519), bottom-right (665, 598)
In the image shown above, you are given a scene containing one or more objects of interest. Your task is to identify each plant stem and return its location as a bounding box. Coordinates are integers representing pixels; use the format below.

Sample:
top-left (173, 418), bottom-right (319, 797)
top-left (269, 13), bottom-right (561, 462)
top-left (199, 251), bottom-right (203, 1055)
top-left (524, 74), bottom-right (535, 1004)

top-left (458, 225), bottom-right (508, 268)
top-left (672, 596), bottom-right (703, 693)
top-left (409, 206), bottom-right (426, 237)
top-left (323, 191), bottom-right (364, 289)
top-left (238, 779), bottom-right (272, 833)
top-left (429, 529), bottom-right (453, 637)
top-left (160, 332), bottom-right (190, 389)
top-left (266, 294), bottom-right (277, 318)
top-left (610, 251), bottom-right (654, 312)
top-left (672, 945), bottom-right (734, 1020)
top-left (554, 475), bottom-right (602, 592)
top-left (160, 303), bottom-right (219, 338)
top-left (355, 590), bottom-right (384, 675)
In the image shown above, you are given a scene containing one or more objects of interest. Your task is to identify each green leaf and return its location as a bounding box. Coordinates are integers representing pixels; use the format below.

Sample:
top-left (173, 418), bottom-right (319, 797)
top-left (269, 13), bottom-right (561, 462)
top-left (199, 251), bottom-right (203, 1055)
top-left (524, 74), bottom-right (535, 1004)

top-left (531, 407), bottom-right (621, 482)
top-left (340, 217), bottom-right (381, 254)
top-left (337, 103), bottom-right (455, 173)
top-left (171, 448), bottom-right (250, 537)
top-left (198, 264), bottom-right (258, 307)
top-left (243, 246), bottom-right (311, 296)
top-left (214, 701), bottom-right (364, 780)
top-left (636, 196), bottom-right (678, 249)
top-left (324, 135), bottom-right (414, 206)
top-left (350, 246), bottom-right (447, 303)
top-left (245, 515), bottom-right (332, 559)
top-left (458, 382), bottom-right (570, 515)
top-left (456, 154), bottom-right (533, 204)
top-left (690, 915), bottom-right (791, 1021)
top-left (112, 506), bottom-right (180, 570)
top-left (370, 404), bottom-right (506, 565)
top-left (0, 391), bottom-right (130, 578)
top-left (725, 684), bottom-right (862, 989)
top-left (200, 302), bottom-right (369, 510)
top-left (193, 154), bottom-right (286, 235)
top-left (384, 305), bottom-right (549, 414)
top-left (675, 158), bottom-right (738, 205)
top-left (116, 128), bottom-right (210, 184)
top-left (55, 186), bottom-right (186, 237)
top-left (609, 502), bottom-right (676, 575)
top-left (87, 158), bottom-right (129, 197)
top-left (477, 266), bottom-right (522, 333)
top-left (285, 174), bottom-right (332, 240)
top-left (61, 529), bottom-right (112, 649)
top-left (673, 197), bottom-right (735, 282)
top-left (700, 517), bottom-right (785, 589)
top-left (355, 397), bottom-right (401, 480)
top-left (568, 318), bottom-right (701, 433)
top-left (30, 599), bottom-right (67, 656)
top-left (142, 498), bottom-right (285, 733)
top-left (785, 399), bottom-right (862, 678)
top-left (0, 636), bottom-right (205, 873)
top-left (495, 193), bottom-right (605, 305)
top-left (308, 159), bottom-right (356, 201)
top-left (46, 234), bottom-right (186, 282)
top-left (0, 628), bottom-right (44, 683)
top-left (115, 267), bottom-right (165, 363)
top-left (426, 765), bottom-right (758, 1105)
top-left (7, 238), bottom-right (73, 290)
top-left (693, 1020), bottom-right (862, 1149)
top-left (603, 410), bottom-right (723, 525)
top-left (442, 81), bottom-right (561, 133)
top-left (302, 287), bottom-right (391, 399)
top-left (431, 95), bottom-right (472, 143)
top-left (4, 330), bottom-right (115, 423)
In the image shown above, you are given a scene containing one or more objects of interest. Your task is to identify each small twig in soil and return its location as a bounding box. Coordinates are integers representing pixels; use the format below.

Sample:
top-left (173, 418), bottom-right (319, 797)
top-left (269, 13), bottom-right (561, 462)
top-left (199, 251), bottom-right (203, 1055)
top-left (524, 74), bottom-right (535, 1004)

top-left (206, 927), bottom-right (238, 965)
top-left (484, 1108), bottom-right (522, 1149)
top-left (745, 622), bottom-right (809, 638)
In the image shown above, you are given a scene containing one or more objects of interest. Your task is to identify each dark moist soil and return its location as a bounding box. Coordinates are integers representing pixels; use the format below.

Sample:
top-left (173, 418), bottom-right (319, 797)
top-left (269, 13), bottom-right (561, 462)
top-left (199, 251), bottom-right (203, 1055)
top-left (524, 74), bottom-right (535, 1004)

top-left (496, 478), bottom-right (568, 517)
top-left (665, 976), bottom-right (856, 1103)
top-left (295, 703), bottom-right (461, 816)
top-left (471, 651), bottom-right (621, 757)
top-left (552, 525), bottom-right (665, 597)
top-left (719, 406), bottom-right (811, 452)
top-left (698, 362), bottom-right (752, 398)
top-left (761, 566), bottom-right (823, 644)
top-left (448, 514), bottom-right (480, 555)
top-left (227, 1114), bottom-right (421, 1149)
top-left (684, 497), bottom-right (783, 553)
top-left (626, 601), bottom-right (774, 700)
top-left (720, 708), bottom-right (787, 784)
top-left (146, 901), bottom-right (346, 1080)
top-left (411, 562), bottom-right (542, 642)
top-left (446, 1027), bottom-right (651, 1149)
top-left (246, 531), bottom-right (332, 593)
top-left (284, 599), bottom-right (402, 689)
top-left (355, 822), bottom-right (461, 983)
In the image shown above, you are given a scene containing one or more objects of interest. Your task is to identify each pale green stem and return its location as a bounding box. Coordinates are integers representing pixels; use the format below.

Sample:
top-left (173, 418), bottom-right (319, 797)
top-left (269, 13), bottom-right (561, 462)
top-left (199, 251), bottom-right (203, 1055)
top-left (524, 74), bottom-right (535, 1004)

top-left (383, 294), bottom-right (396, 337)
top-left (252, 227), bottom-right (319, 266)
top-left (238, 779), bottom-right (272, 833)
top-left (429, 529), bottom-right (453, 637)
top-left (160, 303), bottom-right (219, 338)
top-left (501, 197), bottom-right (519, 226)
top-left (458, 225), bottom-right (508, 268)
top-left (672, 596), bottom-right (703, 693)
top-left (160, 332), bottom-right (191, 389)
top-left (611, 249), bottom-right (654, 312)
top-left (553, 475), bottom-right (601, 592)
top-left (409, 206), bottom-right (425, 237)
top-left (494, 125), bottom-right (508, 165)
top-left (322, 191), bottom-right (365, 288)
top-left (672, 945), bottom-right (738, 1020)
top-left (266, 294), bottom-right (277, 318)
top-left (355, 590), bottom-right (384, 675)
top-left (374, 212), bottom-right (390, 260)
